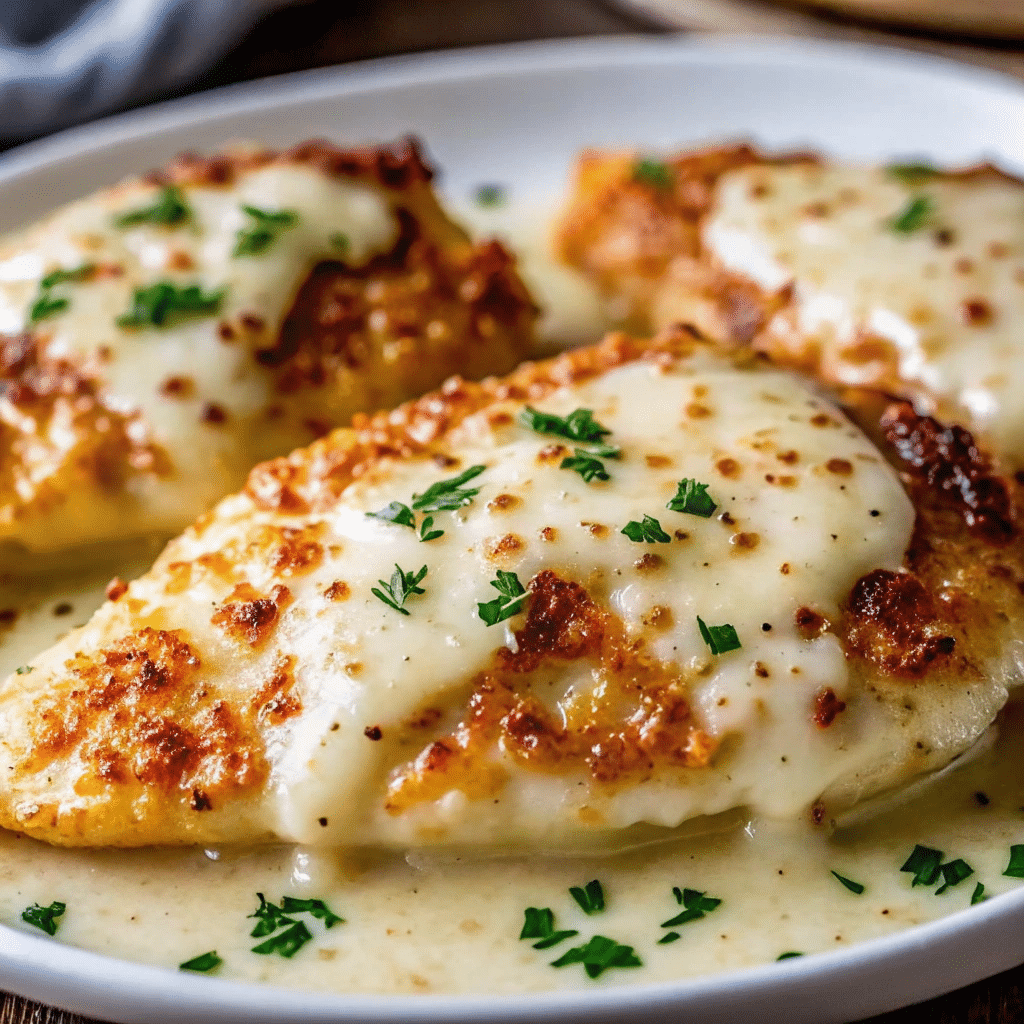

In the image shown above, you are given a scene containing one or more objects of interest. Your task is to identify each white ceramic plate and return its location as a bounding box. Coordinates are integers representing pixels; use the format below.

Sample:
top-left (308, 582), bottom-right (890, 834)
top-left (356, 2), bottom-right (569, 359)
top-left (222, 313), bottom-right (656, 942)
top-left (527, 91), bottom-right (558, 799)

top-left (0, 34), bottom-right (1023, 1024)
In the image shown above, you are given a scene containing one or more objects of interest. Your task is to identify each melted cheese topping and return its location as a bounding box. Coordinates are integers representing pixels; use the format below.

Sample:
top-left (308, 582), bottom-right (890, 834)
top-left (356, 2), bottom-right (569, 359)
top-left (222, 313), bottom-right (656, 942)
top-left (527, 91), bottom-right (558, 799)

top-left (0, 347), bottom-right (921, 850)
top-left (704, 163), bottom-right (1024, 457)
top-left (0, 164), bottom-right (397, 557)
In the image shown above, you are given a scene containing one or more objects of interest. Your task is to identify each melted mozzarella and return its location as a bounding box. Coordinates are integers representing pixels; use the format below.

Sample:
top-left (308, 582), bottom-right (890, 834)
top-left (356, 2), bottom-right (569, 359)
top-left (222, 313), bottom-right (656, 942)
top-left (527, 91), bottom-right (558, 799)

top-left (704, 163), bottom-right (1024, 456)
top-left (0, 163), bottom-right (396, 557)
top-left (0, 347), bottom-right (924, 850)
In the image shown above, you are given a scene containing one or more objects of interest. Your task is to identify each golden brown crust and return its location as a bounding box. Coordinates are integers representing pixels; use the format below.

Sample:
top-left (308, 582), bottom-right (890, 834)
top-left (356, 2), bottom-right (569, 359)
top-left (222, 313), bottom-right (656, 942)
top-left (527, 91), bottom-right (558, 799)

top-left (385, 569), bottom-right (714, 813)
top-left (25, 628), bottom-right (268, 814)
top-left (246, 331), bottom-right (692, 514)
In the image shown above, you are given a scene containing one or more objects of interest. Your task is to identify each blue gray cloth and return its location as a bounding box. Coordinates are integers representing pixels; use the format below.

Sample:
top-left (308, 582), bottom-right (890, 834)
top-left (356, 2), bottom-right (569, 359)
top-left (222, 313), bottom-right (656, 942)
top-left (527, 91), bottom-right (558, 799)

top-left (0, 0), bottom-right (291, 142)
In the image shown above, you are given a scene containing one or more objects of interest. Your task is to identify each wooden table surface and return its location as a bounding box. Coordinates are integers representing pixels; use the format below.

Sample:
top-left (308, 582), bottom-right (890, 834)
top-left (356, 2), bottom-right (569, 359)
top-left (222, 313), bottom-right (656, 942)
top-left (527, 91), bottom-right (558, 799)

top-left (5, 1), bottom-right (1023, 1021)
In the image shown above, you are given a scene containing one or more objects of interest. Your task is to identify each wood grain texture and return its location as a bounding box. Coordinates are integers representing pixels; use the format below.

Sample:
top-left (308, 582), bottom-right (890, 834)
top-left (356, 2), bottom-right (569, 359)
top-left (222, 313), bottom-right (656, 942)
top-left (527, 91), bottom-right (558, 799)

top-left (1, 1), bottom-right (1021, 1021)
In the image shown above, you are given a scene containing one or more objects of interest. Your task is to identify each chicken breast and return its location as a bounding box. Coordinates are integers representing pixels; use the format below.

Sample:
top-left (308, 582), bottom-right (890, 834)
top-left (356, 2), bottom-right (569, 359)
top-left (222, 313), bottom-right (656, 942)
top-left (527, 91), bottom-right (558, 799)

top-left (557, 145), bottom-right (1024, 462)
top-left (2, 329), bottom-right (1021, 850)
top-left (0, 138), bottom-right (536, 568)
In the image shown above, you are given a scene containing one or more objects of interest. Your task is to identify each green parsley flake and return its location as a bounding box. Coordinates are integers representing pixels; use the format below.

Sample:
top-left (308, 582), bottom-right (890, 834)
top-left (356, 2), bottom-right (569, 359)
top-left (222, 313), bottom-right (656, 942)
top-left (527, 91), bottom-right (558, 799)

top-left (667, 478), bottom-right (717, 518)
top-left (569, 880), bottom-right (605, 915)
top-left (371, 564), bottom-right (427, 617)
top-left (900, 844), bottom-right (944, 887)
top-left (551, 935), bottom-right (642, 979)
top-left (21, 901), bottom-right (66, 936)
top-left (935, 858), bottom-right (974, 895)
top-left (519, 406), bottom-right (611, 444)
top-left (830, 870), bottom-right (865, 895)
top-left (661, 887), bottom-right (722, 928)
top-left (234, 205), bottom-right (299, 257)
top-left (886, 162), bottom-right (938, 185)
top-left (1004, 844), bottom-right (1024, 878)
top-left (478, 570), bottom-right (527, 626)
top-left (179, 950), bottom-right (223, 973)
top-left (474, 183), bottom-right (506, 208)
top-left (519, 907), bottom-right (578, 950)
top-left (412, 465), bottom-right (486, 513)
top-left (15, 666), bottom-right (33, 675)
top-left (658, 932), bottom-right (681, 945)
top-left (115, 186), bottom-right (192, 228)
top-left (697, 617), bottom-right (741, 656)
top-left (28, 263), bottom-right (95, 323)
top-left (633, 158), bottom-right (674, 190)
top-left (280, 896), bottom-right (344, 928)
top-left (366, 501), bottom-right (445, 543)
top-left (367, 501), bottom-right (415, 529)
top-left (621, 515), bottom-right (671, 543)
top-left (971, 882), bottom-right (988, 905)
top-left (330, 233), bottom-right (350, 253)
top-left (560, 446), bottom-right (620, 484)
top-left (116, 282), bottom-right (224, 328)
top-left (888, 195), bottom-right (934, 234)
top-left (777, 951), bottom-right (804, 960)
top-left (252, 921), bottom-right (312, 958)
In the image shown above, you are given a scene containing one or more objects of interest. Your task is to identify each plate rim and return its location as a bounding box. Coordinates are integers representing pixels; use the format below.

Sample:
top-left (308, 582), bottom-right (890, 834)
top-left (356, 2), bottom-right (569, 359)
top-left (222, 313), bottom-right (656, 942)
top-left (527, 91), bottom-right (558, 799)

top-left (0, 32), bottom-right (1022, 1023)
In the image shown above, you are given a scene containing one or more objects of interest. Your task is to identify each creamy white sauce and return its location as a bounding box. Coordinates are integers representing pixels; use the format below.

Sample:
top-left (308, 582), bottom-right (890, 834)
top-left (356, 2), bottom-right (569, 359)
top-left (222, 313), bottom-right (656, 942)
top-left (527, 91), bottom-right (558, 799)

top-left (0, 568), bottom-right (1021, 992)
top-left (0, 193), bottom-right (1020, 995)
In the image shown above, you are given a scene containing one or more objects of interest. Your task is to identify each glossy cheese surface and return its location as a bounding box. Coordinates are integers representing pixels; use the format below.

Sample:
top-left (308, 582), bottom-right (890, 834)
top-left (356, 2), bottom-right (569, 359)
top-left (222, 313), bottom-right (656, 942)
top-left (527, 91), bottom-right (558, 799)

top-left (705, 162), bottom-right (1024, 456)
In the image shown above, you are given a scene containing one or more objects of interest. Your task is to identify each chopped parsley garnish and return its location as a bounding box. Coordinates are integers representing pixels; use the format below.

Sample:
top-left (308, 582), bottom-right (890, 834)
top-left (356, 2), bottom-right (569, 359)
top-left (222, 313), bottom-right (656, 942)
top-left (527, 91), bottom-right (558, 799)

top-left (252, 921), bottom-right (312, 957)
top-left (478, 569), bottom-right (527, 626)
top-left (519, 407), bottom-right (620, 484)
top-left (412, 465), bottom-right (486, 513)
top-left (667, 478), bottom-right (717, 518)
top-left (234, 205), bottom-right (299, 257)
top-left (658, 932), bottom-right (681, 945)
top-left (115, 186), bottom-right (191, 228)
top-left (661, 887), bottom-right (722, 928)
top-left (561, 446), bottom-right (620, 484)
top-left (971, 882), bottom-right (988, 905)
top-left (417, 516), bottom-right (444, 543)
top-left (519, 907), bottom-right (578, 950)
top-left (697, 617), bottom-right (741, 656)
top-left (15, 665), bottom-right (33, 675)
top-left (621, 515), bottom-right (671, 543)
top-left (371, 564), bottom-right (427, 616)
top-left (900, 844), bottom-right (944, 887)
top-left (935, 858), bottom-right (974, 895)
top-left (830, 871), bottom-right (865, 895)
top-left (247, 893), bottom-right (342, 959)
top-left (40, 265), bottom-right (95, 290)
top-left (777, 951), bottom-right (804, 960)
top-left (550, 935), bottom-right (642, 979)
top-left (28, 263), bottom-right (95, 323)
top-left (474, 183), bottom-right (506, 207)
top-left (179, 950), bottom-right (223, 973)
top-left (886, 162), bottom-right (938, 185)
top-left (366, 499), bottom-right (445, 540)
top-left (21, 901), bottom-right (65, 936)
top-left (569, 880), bottom-right (605, 915)
top-left (280, 896), bottom-right (344, 928)
top-left (367, 501), bottom-right (415, 529)
top-left (888, 195), bottom-right (934, 234)
top-left (330, 232), bottom-right (350, 253)
top-left (1004, 844), bottom-right (1024, 878)
top-left (633, 158), bottom-right (674, 190)
top-left (29, 293), bottom-right (69, 322)
top-left (116, 282), bottom-right (224, 328)
top-left (520, 406), bottom-right (611, 444)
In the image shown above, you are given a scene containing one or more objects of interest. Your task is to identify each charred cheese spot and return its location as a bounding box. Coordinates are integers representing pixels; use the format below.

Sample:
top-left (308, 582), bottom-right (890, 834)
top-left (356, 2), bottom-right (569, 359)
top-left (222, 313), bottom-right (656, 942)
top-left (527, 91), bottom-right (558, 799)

top-left (211, 583), bottom-right (292, 648)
